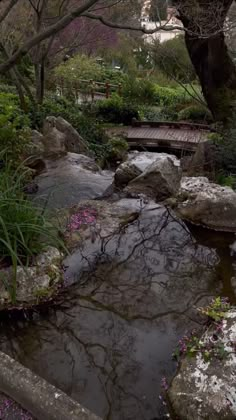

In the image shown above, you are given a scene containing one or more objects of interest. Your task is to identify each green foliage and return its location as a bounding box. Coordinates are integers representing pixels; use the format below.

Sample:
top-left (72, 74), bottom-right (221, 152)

top-left (173, 298), bottom-right (232, 363)
top-left (152, 36), bottom-right (196, 82)
top-left (95, 95), bottom-right (140, 125)
top-left (0, 93), bottom-right (30, 164)
top-left (154, 85), bottom-right (189, 107)
top-left (199, 297), bottom-right (230, 322)
top-left (139, 105), bottom-right (164, 122)
top-left (91, 137), bottom-right (128, 168)
top-left (212, 126), bottom-right (236, 174)
top-left (0, 93), bottom-right (29, 128)
top-left (54, 54), bottom-right (128, 99)
top-left (216, 173), bottom-right (236, 188)
top-left (28, 95), bottom-right (108, 146)
top-left (0, 162), bottom-right (65, 303)
top-left (105, 137), bottom-right (128, 164)
top-left (0, 84), bottom-right (17, 94)
top-left (99, 33), bottom-right (139, 75)
top-left (178, 104), bottom-right (213, 123)
top-left (55, 54), bottom-right (103, 83)
top-left (122, 78), bottom-right (156, 104)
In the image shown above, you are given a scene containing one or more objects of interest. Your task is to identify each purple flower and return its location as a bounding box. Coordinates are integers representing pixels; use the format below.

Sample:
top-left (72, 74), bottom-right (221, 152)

top-left (161, 376), bottom-right (169, 391)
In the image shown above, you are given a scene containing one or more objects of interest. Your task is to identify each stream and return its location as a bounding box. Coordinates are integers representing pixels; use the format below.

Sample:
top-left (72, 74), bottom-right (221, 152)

top-left (0, 201), bottom-right (236, 420)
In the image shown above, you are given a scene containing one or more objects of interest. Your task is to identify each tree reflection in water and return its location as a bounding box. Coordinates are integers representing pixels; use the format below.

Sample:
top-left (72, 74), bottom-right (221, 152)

top-left (0, 204), bottom-right (235, 420)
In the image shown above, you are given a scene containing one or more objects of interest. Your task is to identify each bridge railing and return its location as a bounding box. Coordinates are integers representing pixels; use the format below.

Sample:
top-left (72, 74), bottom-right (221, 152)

top-left (57, 79), bottom-right (122, 102)
top-left (131, 118), bottom-right (213, 132)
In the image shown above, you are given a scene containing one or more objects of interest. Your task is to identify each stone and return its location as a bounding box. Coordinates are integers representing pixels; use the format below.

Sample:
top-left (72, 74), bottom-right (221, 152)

top-left (177, 177), bottom-right (236, 231)
top-left (0, 351), bottom-right (101, 420)
top-left (124, 153), bottom-right (182, 200)
top-left (30, 130), bottom-right (45, 155)
top-left (34, 153), bottom-right (114, 208)
top-left (187, 141), bottom-right (217, 177)
top-left (0, 247), bottom-right (63, 309)
top-left (115, 152), bottom-right (163, 187)
top-left (42, 117), bottom-right (67, 157)
top-left (60, 198), bottom-right (143, 282)
top-left (24, 130), bottom-right (46, 174)
top-left (168, 310), bottom-right (236, 420)
top-left (43, 116), bottom-right (89, 157)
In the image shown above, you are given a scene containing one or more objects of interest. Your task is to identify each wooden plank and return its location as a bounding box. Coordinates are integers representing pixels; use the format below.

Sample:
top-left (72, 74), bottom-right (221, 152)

top-left (127, 127), bottom-right (209, 146)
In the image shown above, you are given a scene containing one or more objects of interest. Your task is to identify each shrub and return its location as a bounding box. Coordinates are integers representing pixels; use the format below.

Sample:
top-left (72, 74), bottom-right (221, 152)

top-left (213, 127), bottom-right (236, 175)
top-left (105, 137), bottom-right (129, 164)
top-left (139, 105), bottom-right (164, 121)
top-left (154, 85), bottom-right (188, 107)
top-left (0, 93), bottom-right (29, 128)
top-left (95, 95), bottom-right (140, 125)
top-left (90, 137), bottom-right (128, 168)
top-left (122, 78), bottom-right (156, 104)
top-left (0, 93), bottom-right (30, 164)
top-left (216, 173), bottom-right (236, 188)
top-left (0, 84), bottom-right (17, 94)
top-left (28, 95), bottom-right (108, 146)
top-left (0, 162), bottom-right (65, 303)
top-left (152, 35), bottom-right (196, 83)
top-left (178, 104), bottom-right (213, 123)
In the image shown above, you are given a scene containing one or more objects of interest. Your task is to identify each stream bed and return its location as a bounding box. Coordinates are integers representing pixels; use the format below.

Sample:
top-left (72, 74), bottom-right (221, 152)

top-left (0, 203), bottom-right (235, 420)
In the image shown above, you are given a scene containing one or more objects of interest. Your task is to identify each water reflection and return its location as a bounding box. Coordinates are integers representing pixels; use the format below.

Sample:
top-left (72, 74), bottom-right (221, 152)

top-left (0, 204), bottom-right (235, 420)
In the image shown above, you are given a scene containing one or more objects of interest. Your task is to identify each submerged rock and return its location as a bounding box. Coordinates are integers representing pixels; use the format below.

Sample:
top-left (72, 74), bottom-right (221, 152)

top-left (168, 310), bottom-right (236, 420)
top-left (34, 153), bottom-right (113, 208)
top-left (124, 153), bottom-right (181, 200)
top-left (177, 177), bottom-right (236, 231)
top-left (0, 247), bottom-right (63, 310)
top-left (60, 198), bottom-right (144, 282)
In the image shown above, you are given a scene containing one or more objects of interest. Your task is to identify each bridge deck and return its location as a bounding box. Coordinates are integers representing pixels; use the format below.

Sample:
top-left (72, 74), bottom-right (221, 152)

top-left (127, 122), bottom-right (211, 151)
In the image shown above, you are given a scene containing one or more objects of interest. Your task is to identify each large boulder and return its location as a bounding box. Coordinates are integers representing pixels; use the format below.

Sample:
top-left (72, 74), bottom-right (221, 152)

top-left (168, 310), bottom-right (236, 420)
top-left (43, 116), bottom-right (88, 157)
top-left (177, 177), bottom-right (236, 231)
top-left (34, 153), bottom-right (113, 208)
top-left (24, 130), bottom-right (46, 174)
top-left (115, 151), bottom-right (163, 187)
top-left (123, 153), bottom-right (182, 201)
top-left (0, 247), bottom-right (63, 310)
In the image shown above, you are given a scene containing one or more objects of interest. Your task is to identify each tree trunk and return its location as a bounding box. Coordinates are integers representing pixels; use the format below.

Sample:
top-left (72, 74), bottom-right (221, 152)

top-left (35, 61), bottom-right (45, 104)
top-left (0, 43), bottom-right (27, 111)
top-left (176, 0), bottom-right (236, 124)
top-left (185, 31), bottom-right (236, 123)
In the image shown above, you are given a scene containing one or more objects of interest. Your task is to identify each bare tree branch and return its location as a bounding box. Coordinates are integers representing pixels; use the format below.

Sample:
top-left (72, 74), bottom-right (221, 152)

top-left (0, 0), bottom-right (99, 73)
top-left (0, 0), bottom-right (19, 25)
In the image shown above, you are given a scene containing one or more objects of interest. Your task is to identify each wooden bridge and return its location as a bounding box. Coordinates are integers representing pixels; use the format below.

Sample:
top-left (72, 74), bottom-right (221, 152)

top-left (126, 120), bottom-right (212, 152)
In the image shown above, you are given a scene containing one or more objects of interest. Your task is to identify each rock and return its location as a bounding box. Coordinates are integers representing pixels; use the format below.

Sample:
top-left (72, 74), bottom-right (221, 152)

top-left (24, 130), bottom-right (46, 174)
top-left (0, 247), bottom-right (63, 310)
top-left (34, 153), bottom-right (114, 208)
top-left (187, 141), bottom-right (217, 177)
top-left (124, 154), bottom-right (182, 201)
top-left (42, 117), bottom-right (67, 157)
top-left (177, 177), bottom-right (236, 231)
top-left (43, 116), bottom-right (89, 157)
top-left (60, 199), bottom-right (142, 282)
top-left (30, 130), bottom-right (45, 155)
top-left (23, 181), bottom-right (39, 194)
top-left (115, 152), bottom-right (163, 187)
top-left (168, 310), bottom-right (236, 420)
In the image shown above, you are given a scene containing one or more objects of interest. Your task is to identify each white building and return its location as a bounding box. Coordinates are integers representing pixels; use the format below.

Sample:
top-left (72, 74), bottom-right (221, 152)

top-left (141, 4), bottom-right (183, 44)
